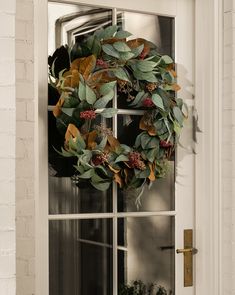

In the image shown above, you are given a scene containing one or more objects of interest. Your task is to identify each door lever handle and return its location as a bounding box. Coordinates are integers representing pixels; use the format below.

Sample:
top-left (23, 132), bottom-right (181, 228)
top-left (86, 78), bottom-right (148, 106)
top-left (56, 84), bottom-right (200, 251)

top-left (176, 247), bottom-right (198, 255)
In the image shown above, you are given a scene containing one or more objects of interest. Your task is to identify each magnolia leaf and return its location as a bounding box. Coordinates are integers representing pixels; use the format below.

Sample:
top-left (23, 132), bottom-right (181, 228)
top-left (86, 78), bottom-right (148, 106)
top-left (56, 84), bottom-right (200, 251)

top-left (152, 93), bottom-right (165, 110)
top-left (100, 81), bottom-right (116, 96)
top-left (79, 55), bottom-right (96, 80)
top-left (78, 82), bottom-right (86, 101)
top-left (100, 108), bottom-right (118, 118)
top-left (94, 90), bottom-right (114, 109)
top-left (91, 181), bottom-right (111, 191)
top-left (102, 44), bottom-right (120, 58)
top-left (114, 68), bottom-right (130, 82)
top-left (115, 30), bottom-right (132, 39)
top-left (79, 169), bottom-right (94, 179)
top-left (87, 130), bottom-right (97, 150)
top-left (173, 106), bottom-right (184, 126)
top-left (86, 85), bottom-right (96, 104)
top-left (113, 41), bottom-right (131, 52)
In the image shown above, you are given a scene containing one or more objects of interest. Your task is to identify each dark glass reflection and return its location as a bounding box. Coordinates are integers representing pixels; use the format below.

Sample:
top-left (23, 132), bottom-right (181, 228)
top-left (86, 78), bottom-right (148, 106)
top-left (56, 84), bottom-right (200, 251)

top-left (49, 219), bottom-right (113, 295)
top-left (118, 216), bottom-right (175, 294)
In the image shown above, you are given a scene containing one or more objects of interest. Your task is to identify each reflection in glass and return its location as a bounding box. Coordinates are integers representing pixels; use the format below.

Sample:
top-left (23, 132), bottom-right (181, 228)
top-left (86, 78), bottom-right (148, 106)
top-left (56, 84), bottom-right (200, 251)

top-left (118, 161), bottom-right (175, 212)
top-left (49, 219), bottom-right (113, 295)
top-left (118, 217), bottom-right (175, 293)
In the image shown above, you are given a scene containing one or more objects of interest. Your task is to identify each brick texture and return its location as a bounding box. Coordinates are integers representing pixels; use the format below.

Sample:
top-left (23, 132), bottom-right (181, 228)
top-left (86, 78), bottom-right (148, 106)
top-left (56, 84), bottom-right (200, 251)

top-left (0, 1), bottom-right (16, 295)
top-left (15, 0), bottom-right (35, 294)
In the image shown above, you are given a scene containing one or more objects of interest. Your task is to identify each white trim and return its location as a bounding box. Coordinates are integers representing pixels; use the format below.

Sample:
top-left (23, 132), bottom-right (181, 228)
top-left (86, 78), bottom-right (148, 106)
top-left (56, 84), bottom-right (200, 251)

top-left (35, 0), bottom-right (49, 294)
top-left (48, 211), bottom-right (177, 220)
top-left (194, 0), bottom-right (223, 294)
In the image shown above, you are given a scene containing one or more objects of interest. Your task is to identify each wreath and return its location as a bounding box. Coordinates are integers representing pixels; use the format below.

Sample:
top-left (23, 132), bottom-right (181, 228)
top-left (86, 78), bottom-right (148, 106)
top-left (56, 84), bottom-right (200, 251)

top-left (48, 25), bottom-right (187, 192)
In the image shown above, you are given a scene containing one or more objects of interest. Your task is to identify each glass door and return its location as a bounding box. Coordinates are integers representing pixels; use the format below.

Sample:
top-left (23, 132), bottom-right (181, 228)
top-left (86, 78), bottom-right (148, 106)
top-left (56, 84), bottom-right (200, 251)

top-left (47, 1), bottom-right (195, 295)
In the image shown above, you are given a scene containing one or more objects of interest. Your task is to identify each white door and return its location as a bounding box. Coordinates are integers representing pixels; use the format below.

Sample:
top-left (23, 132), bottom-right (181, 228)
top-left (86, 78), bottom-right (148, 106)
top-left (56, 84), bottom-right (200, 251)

top-left (46, 1), bottom-right (195, 295)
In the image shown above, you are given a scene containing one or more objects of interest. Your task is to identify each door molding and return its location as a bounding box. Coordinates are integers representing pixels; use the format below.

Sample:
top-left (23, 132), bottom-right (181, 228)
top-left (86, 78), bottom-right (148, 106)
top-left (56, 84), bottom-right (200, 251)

top-left (34, 0), bottom-right (223, 294)
top-left (194, 0), bottom-right (223, 294)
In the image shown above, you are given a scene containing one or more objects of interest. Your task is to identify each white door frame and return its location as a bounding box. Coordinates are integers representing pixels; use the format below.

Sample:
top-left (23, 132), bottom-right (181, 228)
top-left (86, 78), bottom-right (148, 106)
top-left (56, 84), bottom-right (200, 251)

top-left (34, 0), bottom-right (223, 294)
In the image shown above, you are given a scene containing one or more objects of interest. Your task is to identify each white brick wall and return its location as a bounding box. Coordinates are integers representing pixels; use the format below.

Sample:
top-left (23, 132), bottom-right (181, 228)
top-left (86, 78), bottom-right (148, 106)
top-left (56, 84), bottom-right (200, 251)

top-left (0, 0), bottom-right (16, 294)
top-left (15, 0), bottom-right (35, 294)
top-left (222, 1), bottom-right (235, 294)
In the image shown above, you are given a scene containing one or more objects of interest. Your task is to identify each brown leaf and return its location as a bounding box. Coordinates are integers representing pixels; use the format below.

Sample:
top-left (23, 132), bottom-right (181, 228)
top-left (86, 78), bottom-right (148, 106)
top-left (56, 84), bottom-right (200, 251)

top-left (65, 124), bottom-right (79, 143)
top-left (107, 135), bottom-right (120, 151)
top-left (139, 117), bottom-right (157, 136)
top-left (127, 38), bottom-right (150, 55)
top-left (102, 38), bottom-right (125, 44)
top-left (172, 83), bottom-right (181, 91)
top-left (71, 70), bottom-right (80, 88)
top-left (79, 55), bottom-right (96, 80)
top-left (124, 168), bottom-right (130, 184)
top-left (53, 95), bottom-right (65, 117)
top-left (148, 163), bottom-right (155, 181)
top-left (87, 130), bottom-right (98, 150)
top-left (114, 173), bottom-right (123, 188)
top-left (108, 164), bottom-right (120, 174)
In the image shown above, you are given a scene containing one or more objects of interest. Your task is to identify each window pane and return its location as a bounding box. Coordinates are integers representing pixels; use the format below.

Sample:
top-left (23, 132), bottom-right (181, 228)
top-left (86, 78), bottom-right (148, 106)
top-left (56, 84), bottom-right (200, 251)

top-left (118, 216), bottom-right (175, 294)
top-left (49, 219), bottom-right (113, 295)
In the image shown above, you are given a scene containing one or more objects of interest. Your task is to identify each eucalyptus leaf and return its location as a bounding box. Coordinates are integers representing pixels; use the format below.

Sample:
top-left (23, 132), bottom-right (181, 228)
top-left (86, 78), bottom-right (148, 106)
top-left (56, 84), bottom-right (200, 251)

top-left (135, 60), bottom-right (157, 72)
top-left (173, 106), bottom-right (184, 126)
top-left (86, 85), bottom-right (96, 104)
top-left (91, 172), bottom-right (106, 183)
top-left (131, 44), bottom-right (144, 58)
top-left (97, 136), bottom-right (107, 150)
top-left (133, 69), bottom-right (158, 82)
top-left (94, 90), bottom-right (114, 109)
top-left (115, 154), bottom-right (129, 163)
top-left (152, 93), bottom-right (165, 110)
top-left (115, 30), bottom-right (132, 39)
top-left (161, 55), bottom-right (174, 64)
top-left (102, 25), bottom-right (119, 40)
top-left (100, 108), bottom-right (118, 118)
top-left (79, 169), bottom-right (94, 179)
top-left (113, 41), bottom-right (131, 52)
top-left (119, 51), bottom-right (135, 61)
top-left (102, 44), bottom-right (120, 58)
top-left (100, 81), bottom-right (116, 96)
top-left (113, 68), bottom-right (131, 82)
top-left (78, 81), bottom-right (86, 101)
top-left (129, 90), bottom-right (145, 106)
top-left (61, 107), bottom-right (75, 117)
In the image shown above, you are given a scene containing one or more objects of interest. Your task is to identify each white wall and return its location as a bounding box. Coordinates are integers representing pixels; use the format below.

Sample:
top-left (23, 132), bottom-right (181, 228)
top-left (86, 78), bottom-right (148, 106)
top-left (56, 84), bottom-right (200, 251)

top-left (0, 1), bottom-right (16, 294)
top-left (222, 1), bottom-right (235, 294)
top-left (15, 0), bottom-right (35, 294)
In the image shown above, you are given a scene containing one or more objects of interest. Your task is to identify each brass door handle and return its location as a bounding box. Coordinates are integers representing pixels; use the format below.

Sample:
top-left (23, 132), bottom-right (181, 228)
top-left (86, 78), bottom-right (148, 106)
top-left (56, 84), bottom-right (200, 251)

top-left (177, 229), bottom-right (197, 287)
top-left (176, 247), bottom-right (198, 255)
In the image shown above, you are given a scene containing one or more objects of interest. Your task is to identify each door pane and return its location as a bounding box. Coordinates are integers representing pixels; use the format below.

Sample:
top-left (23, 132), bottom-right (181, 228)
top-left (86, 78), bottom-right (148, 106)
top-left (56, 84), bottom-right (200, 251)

top-left (49, 219), bottom-right (113, 295)
top-left (118, 216), bottom-right (175, 294)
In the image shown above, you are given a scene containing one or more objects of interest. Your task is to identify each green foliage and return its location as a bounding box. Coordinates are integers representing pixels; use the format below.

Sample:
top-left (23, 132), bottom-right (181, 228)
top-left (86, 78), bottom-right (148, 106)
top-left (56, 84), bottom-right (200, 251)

top-left (119, 280), bottom-right (168, 295)
top-left (49, 25), bottom-right (188, 194)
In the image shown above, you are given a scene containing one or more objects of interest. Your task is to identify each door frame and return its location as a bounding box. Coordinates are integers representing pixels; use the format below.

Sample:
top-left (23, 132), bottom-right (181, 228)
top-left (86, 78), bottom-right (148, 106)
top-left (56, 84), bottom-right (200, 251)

top-left (34, 0), bottom-right (223, 294)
